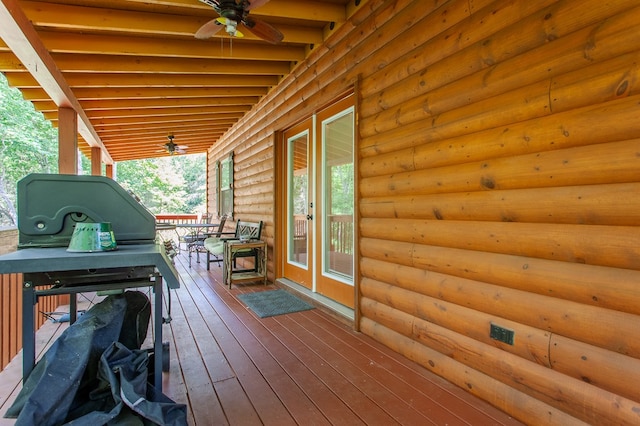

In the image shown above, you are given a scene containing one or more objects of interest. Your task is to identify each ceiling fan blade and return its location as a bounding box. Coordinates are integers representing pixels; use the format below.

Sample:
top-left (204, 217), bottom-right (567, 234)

top-left (242, 17), bottom-right (283, 44)
top-left (195, 18), bottom-right (224, 39)
top-left (246, 0), bottom-right (270, 11)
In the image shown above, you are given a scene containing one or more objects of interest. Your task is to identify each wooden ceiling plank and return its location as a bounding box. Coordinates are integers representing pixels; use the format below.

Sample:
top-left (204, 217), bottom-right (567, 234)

top-left (85, 107), bottom-right (249, 119)
top-left (89, 108), bottom-right (244, 120)
top-left (38, 31), bottom-right (306, 62)
top-left (96, 125), bottom-right (233, 136)
top-left (62, 73), bottom-right (279, 88)
top-left (99, 125), bottom-right (233, 140)
top-left (2, 70), bottom-right (40, 87)
top-left (250, 1), bottom-right (346, 22)
top-left (92, 114), bottom-right (243, 128)
top-left (69, 86), bottom-right (269, 100)
top-left (44, 108), bottom-right (245, 121)
top-left (93, 116), bottom-right (242, 129)
top-left (50, 53), bottom-right (292, 74)
top-left (76, 96), bottom-right (260, 110)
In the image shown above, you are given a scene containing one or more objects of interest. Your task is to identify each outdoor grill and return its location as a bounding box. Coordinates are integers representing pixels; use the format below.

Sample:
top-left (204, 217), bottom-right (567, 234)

top-left (0, 173), bottom-right (179, 389)
top-left (15, 173), bottom-right (162, 289)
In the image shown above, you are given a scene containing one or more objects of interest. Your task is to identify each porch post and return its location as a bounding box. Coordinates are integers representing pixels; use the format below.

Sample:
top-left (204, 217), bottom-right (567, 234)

top-left (91, 146), bottom-right (102, 175)
top-left (58, 106), bottom-right (78, 174)
top-left (105, 163), bottom-right (114, 179)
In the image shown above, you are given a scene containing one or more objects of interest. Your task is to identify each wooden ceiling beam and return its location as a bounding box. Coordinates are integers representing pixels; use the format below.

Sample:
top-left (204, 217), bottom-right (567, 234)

top-left (2, 70), bottom-right (278, 89)
top-left (45, 108), bottom-right (246, 121)
top-left (78, 96), bottom-right (260, 110)
top-left (33, 97), bottom-right (254, 113)
top-left (21, 86), bottom-right (269, 101)
top-left (61, 73), bottom-right (280, 88)
top-left (85, 107), bottom-right (249, 120)
top-left (248, 1), bottom-right (346, 22)
top-left (96, 125), bottom-right (232, 137)
top-left (48, 53), bottom-right (292, 74)
top-left (99, 124), bottom-right (232, 140)
top-left (0, 51), bottom-right (288, 75)
top-left (37, 31), bottom-right (306, 61)
top-left (91, 114), bottom-right (241, 129)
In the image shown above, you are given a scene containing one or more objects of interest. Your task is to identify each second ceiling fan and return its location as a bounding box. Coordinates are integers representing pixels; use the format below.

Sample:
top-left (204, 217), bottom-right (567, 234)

top-left (161, 135), bottom-right (188, 155)
top-left (195, 0), bottom-right (284, 44)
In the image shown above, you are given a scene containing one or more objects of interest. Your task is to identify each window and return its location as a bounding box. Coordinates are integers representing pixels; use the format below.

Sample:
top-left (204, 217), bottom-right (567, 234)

top-left (216, 151), bottom-right (234, 218)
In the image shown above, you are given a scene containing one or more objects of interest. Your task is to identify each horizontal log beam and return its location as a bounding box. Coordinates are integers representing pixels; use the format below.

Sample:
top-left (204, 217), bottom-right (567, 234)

top-left (360, 238), bottom-right (640, 321)
top-left (360, 218), bottom-right (640, 270)
top-left (359, 182), bottom-right (640, 226)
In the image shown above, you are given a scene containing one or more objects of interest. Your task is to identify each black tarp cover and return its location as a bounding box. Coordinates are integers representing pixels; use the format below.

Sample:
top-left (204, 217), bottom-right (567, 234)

top-left (5, 291), bottom-right (187, 426)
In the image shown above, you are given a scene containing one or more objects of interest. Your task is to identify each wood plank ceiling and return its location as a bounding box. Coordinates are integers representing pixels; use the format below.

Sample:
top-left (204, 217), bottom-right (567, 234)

top-left (0, 0), bottom-right (360, 162)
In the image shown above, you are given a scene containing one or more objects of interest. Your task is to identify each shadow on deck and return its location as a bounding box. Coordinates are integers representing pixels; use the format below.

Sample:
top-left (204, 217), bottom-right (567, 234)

top-left (0, 250), bottom-right (522, 425)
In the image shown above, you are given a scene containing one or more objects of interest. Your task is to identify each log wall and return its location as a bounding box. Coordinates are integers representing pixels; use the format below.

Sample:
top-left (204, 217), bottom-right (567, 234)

top-left (207, 0), bottom-right (640, 423)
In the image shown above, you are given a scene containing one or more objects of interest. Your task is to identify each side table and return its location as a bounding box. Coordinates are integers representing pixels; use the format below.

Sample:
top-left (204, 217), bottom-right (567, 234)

top-left (223, 240), bottom-right (267, 288)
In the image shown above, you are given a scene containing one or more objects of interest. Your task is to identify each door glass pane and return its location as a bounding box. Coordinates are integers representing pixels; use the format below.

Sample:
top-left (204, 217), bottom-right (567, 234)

top-left (288, 132), bottom-right (308, 266)
top-left (322, 108), bottom-right (354, 282)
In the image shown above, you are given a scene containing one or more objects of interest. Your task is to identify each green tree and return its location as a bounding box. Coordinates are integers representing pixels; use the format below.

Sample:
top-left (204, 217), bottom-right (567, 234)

top-left (115, 155), bottom-right (206, 214)
top-left (175, 154), bottom-right (207, 213)
top-left (0, 73), bottom-right (58, 226)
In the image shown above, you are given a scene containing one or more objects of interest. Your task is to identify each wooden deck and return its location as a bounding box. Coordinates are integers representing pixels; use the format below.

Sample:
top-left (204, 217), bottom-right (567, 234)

top-left (0, 250), bottom-right (522, 425)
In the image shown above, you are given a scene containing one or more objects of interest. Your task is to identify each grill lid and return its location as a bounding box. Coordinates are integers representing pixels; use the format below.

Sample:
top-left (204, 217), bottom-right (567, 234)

top-left (17, 174), bottom-right (156, 248)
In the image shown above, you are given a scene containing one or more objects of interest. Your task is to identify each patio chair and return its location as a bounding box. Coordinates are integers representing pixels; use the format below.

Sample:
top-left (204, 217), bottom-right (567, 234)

top-left (204, 219), bottom-right (262, 270)
top-left (185, 214), bottom-right (225, 267)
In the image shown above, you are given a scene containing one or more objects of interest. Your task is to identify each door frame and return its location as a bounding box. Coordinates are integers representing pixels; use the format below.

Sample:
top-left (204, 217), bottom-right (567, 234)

top-left (274, 90), bottom-right (360, 324)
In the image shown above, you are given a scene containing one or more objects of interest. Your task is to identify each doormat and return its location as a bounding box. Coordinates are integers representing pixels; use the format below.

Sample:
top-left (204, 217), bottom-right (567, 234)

top-left (237, 289), bottom-right (314, 318)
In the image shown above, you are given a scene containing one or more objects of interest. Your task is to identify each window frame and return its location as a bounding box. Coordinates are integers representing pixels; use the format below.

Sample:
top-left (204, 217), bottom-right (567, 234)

top-left (216, 151), bottom-right (234, 219)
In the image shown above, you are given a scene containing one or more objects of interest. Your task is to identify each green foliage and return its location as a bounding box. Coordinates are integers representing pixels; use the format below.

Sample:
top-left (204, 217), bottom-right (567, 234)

top-left (329, 163), bottom-right (354, 215)
top-left (116, 155), bottom-right (206, 214)
top-left (0, 73), bottom-right (206, 227)
top-left (0, 73), bottom-right (58, 226)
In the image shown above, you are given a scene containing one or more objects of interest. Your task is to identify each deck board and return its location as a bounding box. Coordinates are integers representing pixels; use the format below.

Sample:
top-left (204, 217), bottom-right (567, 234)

top-left (0, 251), bottom-right (523, 425)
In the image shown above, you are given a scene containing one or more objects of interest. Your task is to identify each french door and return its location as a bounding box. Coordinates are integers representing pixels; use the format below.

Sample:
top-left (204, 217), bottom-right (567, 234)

top-left (282, 95), bottom-right (355, 308)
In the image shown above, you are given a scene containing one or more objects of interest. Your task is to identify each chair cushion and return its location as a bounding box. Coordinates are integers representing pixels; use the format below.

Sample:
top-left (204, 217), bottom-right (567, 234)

top-left (204, 237), bottom-right (224, 255)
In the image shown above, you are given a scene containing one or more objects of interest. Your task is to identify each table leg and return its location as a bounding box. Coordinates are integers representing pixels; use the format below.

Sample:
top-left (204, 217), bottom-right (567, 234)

top-left (223, 242), bottom-right (229, 287)
top-left (22, 280), bottom-right (36, 383)
top-left (70, 294), bottom-right (78, 324)
top-left (154, 276), bottom-right (163, 391)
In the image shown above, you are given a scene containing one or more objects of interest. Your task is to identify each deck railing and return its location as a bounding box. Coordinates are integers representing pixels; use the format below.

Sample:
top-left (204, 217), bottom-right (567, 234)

top-left (155, 213), bottom-right (200, 225)
top-left (293, 214), bottom-right (354, 255)
top-left (0, 228), bottom-right (60, 372)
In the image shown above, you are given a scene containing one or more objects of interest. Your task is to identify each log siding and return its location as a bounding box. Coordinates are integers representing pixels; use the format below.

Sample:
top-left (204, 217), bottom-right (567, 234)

top-left (207, 0), bottom-right (640, 423)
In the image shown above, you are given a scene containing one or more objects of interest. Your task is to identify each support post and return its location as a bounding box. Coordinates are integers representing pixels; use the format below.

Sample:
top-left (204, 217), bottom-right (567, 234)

top-left (91, 146), bottom-right (102, 176)
top-left (58, 106), bottom-right (77, 175)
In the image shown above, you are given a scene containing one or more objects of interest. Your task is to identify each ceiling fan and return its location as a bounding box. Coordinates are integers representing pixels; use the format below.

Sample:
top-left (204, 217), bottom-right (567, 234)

top-left (195, 0), bottom-right (284, 44)
top-left (160, 135), bottom-right (188, 155)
